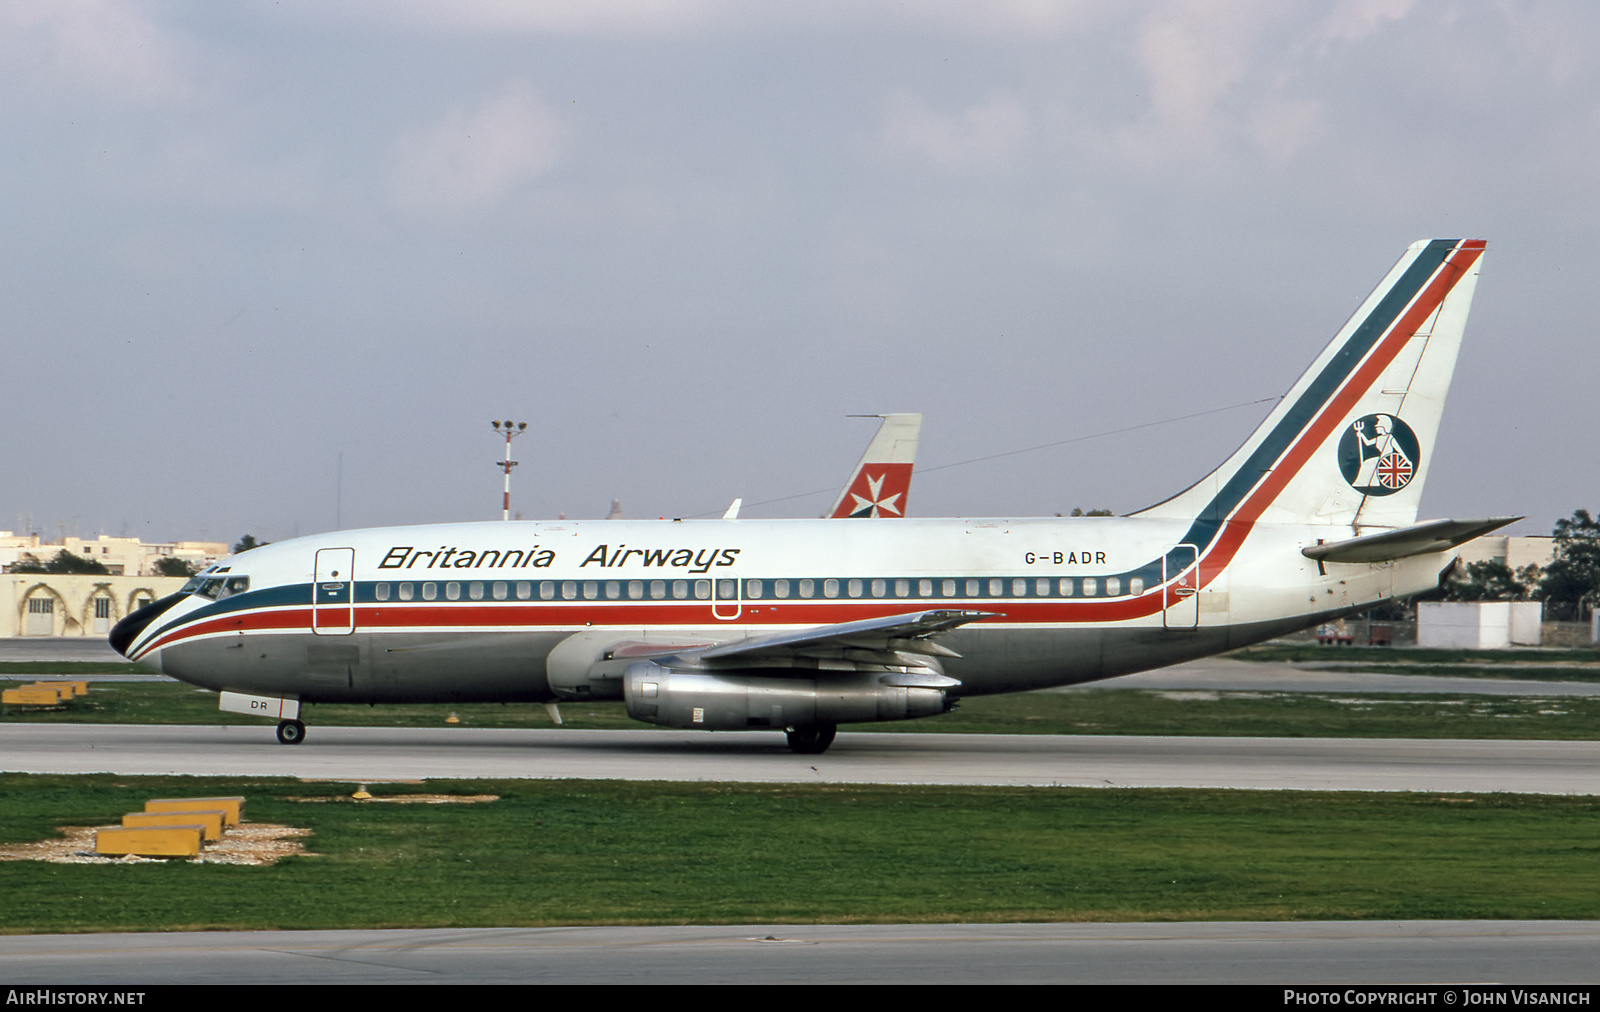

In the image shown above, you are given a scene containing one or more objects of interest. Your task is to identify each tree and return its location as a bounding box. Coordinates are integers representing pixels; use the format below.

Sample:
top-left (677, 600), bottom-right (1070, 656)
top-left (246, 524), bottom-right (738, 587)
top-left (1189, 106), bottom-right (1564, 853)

top-left (155, 556), bottom-right (198, 578)
top-left (1539, 508), bottom-right (1600, 618)
top-left (1069, 508), bottom-right (1115, 517)
top-left (6, 550), bottom-right (111, 575)
top-left (1444, 559), bottom-right (1530, 601)
top-left (232, 534), bottom-right (268, 554)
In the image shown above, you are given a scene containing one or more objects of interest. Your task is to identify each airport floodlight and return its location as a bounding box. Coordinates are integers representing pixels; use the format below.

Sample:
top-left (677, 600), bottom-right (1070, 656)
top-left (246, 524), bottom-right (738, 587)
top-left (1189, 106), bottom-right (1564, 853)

top-left (492, 420), bottom-right (528, 521)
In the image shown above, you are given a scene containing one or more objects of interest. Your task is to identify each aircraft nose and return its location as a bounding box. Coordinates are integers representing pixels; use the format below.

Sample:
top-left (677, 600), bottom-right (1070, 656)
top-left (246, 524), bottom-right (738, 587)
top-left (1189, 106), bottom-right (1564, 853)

top-left (109, 592), bottom-right (184, 658)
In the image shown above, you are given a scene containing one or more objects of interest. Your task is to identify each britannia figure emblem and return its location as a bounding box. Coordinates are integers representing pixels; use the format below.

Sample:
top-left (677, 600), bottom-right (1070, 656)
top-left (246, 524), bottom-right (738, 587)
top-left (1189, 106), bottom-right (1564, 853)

top-left (1338, 413), bottom-right (1419, 496)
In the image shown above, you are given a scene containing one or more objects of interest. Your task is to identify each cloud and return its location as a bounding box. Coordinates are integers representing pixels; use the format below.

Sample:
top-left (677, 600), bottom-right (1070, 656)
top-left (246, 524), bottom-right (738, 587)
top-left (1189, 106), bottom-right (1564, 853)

top-left (390, 80), bottom-right (568, 212)
top-left (0, 0), bottom-right (190, 102)
top-left (1316, 0), bottom-right (1417, 45)
top-left (881, 90), bottom-right (1031, 172)
top-left (275, 0), bottom-right (720, 36)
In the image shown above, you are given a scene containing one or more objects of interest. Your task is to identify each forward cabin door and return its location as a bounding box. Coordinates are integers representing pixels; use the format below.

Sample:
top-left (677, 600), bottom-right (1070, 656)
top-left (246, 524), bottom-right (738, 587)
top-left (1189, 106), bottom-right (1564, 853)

top-left (1163, 544), bottom-right (1199, 629)
top-left (313, 547), bottom-right (356, 635)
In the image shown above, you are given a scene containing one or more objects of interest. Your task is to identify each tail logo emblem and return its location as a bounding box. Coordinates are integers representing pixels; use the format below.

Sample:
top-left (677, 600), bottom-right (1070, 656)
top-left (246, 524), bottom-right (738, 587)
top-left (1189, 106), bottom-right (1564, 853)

top-left (1339, 414), bottom-right (1419, 496)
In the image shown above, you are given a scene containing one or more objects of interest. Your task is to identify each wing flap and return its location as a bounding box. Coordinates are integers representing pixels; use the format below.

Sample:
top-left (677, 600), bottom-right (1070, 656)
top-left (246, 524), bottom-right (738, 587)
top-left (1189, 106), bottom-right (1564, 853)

top-left (698, 608), bottom-right (994, 663)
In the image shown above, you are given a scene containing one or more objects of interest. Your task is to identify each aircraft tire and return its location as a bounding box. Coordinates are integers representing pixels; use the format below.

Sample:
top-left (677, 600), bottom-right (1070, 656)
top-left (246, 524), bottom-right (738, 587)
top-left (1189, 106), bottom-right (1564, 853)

top-left (276, 720), bottom-right (306, 746)
top-left (786, 723), bottom-right (836, 755)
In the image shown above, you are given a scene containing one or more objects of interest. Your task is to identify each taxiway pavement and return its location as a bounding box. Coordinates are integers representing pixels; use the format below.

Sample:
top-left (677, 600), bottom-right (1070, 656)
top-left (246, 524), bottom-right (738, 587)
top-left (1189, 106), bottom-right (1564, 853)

top-left (2, 921), bottom-right (1598, 984)
top-left (3, 722), bottom-right (1596, 793)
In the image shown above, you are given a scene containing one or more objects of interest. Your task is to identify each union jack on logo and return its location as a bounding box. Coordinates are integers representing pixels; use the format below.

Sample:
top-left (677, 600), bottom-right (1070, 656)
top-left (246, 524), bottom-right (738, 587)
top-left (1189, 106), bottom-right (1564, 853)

top-left (1376, 451), bottom-right (1413, 489)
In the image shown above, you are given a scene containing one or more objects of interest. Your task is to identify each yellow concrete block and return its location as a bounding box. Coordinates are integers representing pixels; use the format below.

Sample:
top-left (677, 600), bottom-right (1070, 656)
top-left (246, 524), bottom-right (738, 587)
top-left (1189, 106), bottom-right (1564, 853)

top-left (26, 683), bottom-right (72, 701)
top-left (123, 810), bottom-right (225, 841)
top-left (96, 826), bottom-right (204, 857)
top-left (146, 797), bottom-right (244, 826)
top-left (3, 688), bottom-right (62, 706)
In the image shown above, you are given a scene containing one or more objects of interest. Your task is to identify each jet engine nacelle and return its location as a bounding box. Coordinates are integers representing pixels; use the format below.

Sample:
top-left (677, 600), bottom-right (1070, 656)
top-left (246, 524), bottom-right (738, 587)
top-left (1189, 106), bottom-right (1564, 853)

top-left (546, 631), bottom-right (717, 701)
top-left (622, 660), bottom-right (952, 730)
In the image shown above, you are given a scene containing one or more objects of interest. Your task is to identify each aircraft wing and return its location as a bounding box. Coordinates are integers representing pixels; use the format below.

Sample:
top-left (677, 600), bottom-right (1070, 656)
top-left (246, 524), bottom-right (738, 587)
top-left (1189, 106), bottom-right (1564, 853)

top-left (698, 608), bottom-right (994, 664)
top-left (1301, 517), bottom-right (1521, 565)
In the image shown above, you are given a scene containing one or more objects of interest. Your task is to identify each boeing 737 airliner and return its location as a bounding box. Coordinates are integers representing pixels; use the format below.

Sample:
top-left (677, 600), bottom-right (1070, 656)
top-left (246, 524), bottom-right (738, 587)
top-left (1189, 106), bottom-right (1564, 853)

top-left (112, 239), bottom-right (1509, 753)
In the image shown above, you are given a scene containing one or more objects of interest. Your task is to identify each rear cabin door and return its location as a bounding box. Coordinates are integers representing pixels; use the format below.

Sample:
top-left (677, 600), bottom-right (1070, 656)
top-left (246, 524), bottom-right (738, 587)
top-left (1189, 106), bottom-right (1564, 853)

top-left (1163, 545), bottom-right (1199, 629)
top-left (313, 548), bottom-right (356, 635)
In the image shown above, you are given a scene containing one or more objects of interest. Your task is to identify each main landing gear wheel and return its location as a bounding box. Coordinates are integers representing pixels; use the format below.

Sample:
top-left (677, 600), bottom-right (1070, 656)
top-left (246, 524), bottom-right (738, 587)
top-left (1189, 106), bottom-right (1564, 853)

top-left (786, 723), bottom-right (836, 755)
top-left (276, 719), bottom-right (306, 745)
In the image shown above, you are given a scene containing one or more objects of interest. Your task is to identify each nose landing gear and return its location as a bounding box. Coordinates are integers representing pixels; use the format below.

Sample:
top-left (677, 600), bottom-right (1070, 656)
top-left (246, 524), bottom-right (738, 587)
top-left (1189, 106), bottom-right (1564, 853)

top-left (276, 719), bottom-right (306, 745)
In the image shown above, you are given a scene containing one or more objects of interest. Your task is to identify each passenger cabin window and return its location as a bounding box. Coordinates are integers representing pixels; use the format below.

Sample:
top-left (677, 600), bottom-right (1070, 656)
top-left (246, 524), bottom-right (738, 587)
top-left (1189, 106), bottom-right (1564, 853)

top-left (375, 583), bottom-right (391, 602)
top-left (399, 583), bottom-right (414, 601)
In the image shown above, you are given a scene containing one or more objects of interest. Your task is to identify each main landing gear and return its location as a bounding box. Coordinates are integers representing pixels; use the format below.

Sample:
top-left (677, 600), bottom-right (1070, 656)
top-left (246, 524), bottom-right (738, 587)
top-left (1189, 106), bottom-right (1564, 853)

top-left (276, 719), bottom-right (306, 745)
top-left (785, 723), bottom-right (837, 755)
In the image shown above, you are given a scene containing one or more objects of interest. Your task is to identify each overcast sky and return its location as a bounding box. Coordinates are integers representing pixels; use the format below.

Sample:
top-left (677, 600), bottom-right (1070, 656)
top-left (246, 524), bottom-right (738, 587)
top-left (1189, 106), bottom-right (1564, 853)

top-left (3, 1), bottom-right (1594, 545)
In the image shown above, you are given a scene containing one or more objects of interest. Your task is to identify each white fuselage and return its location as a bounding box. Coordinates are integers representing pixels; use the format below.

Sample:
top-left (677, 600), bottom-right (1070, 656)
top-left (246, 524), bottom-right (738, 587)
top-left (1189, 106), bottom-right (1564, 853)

top-left (120, 515), bottom-right (1446, 705)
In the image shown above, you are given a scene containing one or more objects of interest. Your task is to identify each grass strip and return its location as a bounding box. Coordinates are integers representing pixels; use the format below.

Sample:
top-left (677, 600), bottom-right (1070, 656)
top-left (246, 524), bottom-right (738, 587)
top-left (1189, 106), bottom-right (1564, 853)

top-left (1, 775), bottom-right (1596, 933)
top-left (6, 680), bottom-right (1600, 739)
top-left (0, 662), bottom-right (153, 675)
top-left (1233, 645), bottom-right (1600, 666)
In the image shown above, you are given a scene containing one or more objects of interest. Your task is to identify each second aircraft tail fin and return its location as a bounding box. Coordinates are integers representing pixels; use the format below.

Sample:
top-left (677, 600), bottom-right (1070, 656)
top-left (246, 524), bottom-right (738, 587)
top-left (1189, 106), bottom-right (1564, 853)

top-left (829, 413), bottom-right (922, 518)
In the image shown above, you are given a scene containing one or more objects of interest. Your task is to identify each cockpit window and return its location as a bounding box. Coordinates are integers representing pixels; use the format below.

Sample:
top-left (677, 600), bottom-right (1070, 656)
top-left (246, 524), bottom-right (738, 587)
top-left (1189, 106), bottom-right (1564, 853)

top-left (188, 574), bottom-right (249, 600)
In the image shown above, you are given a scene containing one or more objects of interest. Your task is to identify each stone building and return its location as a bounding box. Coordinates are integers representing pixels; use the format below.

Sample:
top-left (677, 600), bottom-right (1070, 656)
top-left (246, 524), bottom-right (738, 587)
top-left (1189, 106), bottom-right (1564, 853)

top-left (1, 573), bottom-right (189, 638)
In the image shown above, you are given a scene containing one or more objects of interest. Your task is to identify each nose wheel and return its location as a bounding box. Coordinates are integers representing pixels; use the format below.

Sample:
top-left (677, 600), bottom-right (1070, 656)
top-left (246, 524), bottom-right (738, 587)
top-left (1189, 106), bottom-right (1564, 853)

top-left (276, 719), bottom-right (306, 745)
top-left (785, 723), bottom-right (836, 755)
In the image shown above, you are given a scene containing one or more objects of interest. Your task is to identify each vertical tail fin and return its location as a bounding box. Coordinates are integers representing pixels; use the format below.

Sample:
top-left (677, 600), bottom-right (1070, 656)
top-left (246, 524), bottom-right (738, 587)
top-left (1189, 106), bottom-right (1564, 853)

top-left (1135, 239), bottom-right (1485, 533)
top-left (829, 413), bottom-right (922, 518)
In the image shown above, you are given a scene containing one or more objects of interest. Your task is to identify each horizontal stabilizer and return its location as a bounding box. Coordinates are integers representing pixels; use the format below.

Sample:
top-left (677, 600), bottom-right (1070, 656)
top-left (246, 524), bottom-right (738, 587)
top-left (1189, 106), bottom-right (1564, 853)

top-left (1301, 517), bottom-right (1520, 565)
top-left (699, 608), bottom-right (993, 663)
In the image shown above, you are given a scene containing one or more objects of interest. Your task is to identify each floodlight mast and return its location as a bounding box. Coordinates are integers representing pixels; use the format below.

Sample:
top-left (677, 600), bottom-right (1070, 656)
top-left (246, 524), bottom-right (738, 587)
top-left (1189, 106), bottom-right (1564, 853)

top-left (491, 420), bottom-right (528, 521)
